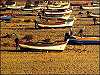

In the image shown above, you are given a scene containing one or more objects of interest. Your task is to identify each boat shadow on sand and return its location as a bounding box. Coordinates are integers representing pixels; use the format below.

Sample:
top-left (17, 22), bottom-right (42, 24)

top-left (0, 49), bottom-right (63, 52)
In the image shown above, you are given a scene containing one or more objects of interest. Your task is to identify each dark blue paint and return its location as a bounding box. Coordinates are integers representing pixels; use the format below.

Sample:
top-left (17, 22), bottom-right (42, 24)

top-left (68, 39), bottom-right (100, 45)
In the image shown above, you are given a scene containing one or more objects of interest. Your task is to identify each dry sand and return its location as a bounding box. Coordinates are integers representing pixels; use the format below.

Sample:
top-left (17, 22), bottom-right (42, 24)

top-left (0, 3), bottom-right (100, 74)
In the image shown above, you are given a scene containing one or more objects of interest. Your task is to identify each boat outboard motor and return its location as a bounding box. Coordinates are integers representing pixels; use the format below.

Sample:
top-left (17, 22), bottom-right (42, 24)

top-left (64, 33), bottom-right (70, 41)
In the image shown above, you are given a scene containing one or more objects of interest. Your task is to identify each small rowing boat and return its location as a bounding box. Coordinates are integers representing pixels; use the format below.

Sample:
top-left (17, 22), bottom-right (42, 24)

top-left (19, 39), bottom-right (67, 51)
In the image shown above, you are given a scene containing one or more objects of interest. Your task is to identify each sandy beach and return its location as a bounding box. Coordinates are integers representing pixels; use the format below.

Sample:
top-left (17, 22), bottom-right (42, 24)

top-left (0, 1), bottom-right (100, 74)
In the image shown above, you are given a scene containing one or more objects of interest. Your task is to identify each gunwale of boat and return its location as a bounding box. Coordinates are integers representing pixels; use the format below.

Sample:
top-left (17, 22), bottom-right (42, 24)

top-left (19, 43), bottom-right (66, 51)
top-left (74, 36), bottom-right (100, 41)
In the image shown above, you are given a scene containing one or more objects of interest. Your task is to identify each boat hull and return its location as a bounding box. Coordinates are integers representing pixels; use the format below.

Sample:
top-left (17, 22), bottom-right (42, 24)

top-left (19, 43), bottom-right (66, 51)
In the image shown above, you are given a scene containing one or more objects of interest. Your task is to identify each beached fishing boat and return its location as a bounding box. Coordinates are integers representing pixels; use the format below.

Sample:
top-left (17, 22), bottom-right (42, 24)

top-left (68, 36), bottom-right (100, 45)
top-left (19, 39), bottom-right (67, 51)
top-left (45, 9), bottom-right (72, 15)
top-left (38, 18), bottom-right (74, 28)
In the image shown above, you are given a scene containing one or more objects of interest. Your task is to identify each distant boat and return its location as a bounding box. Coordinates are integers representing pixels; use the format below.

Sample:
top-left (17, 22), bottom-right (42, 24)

top-left (68, 36), bottom-right (100, 45)
top-left (38, 18), bottom-right (74, 28)
top-left (0, 15), bottom-right (12, 21)
top-left (19, 39), bottom-right (67, 51)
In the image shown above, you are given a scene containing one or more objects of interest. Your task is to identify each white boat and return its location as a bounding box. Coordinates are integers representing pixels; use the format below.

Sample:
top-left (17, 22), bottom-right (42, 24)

top-left (82, 6), bottom-right (100, 10)
top-left (48, 3), bottom-right (70, 9)
top-left (19, 39), bottom-right (67, 51)
top-left (38, 18), bottom-right (74, 28)
top-left (45, 9), bottom-right (72, 15)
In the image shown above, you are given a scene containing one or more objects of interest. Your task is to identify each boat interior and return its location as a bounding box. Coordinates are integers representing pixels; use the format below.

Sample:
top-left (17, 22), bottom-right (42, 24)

top-left (40, 17), bottom-right (73, 25)
top-left (20, 39), bottom-right (65, 46)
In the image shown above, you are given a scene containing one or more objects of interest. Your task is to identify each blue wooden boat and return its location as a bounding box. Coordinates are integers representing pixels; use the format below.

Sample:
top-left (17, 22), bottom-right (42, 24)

top-left (0, 16), bottom-right (12, 21)
top-left (68, 36), bottom-right (100, 45)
